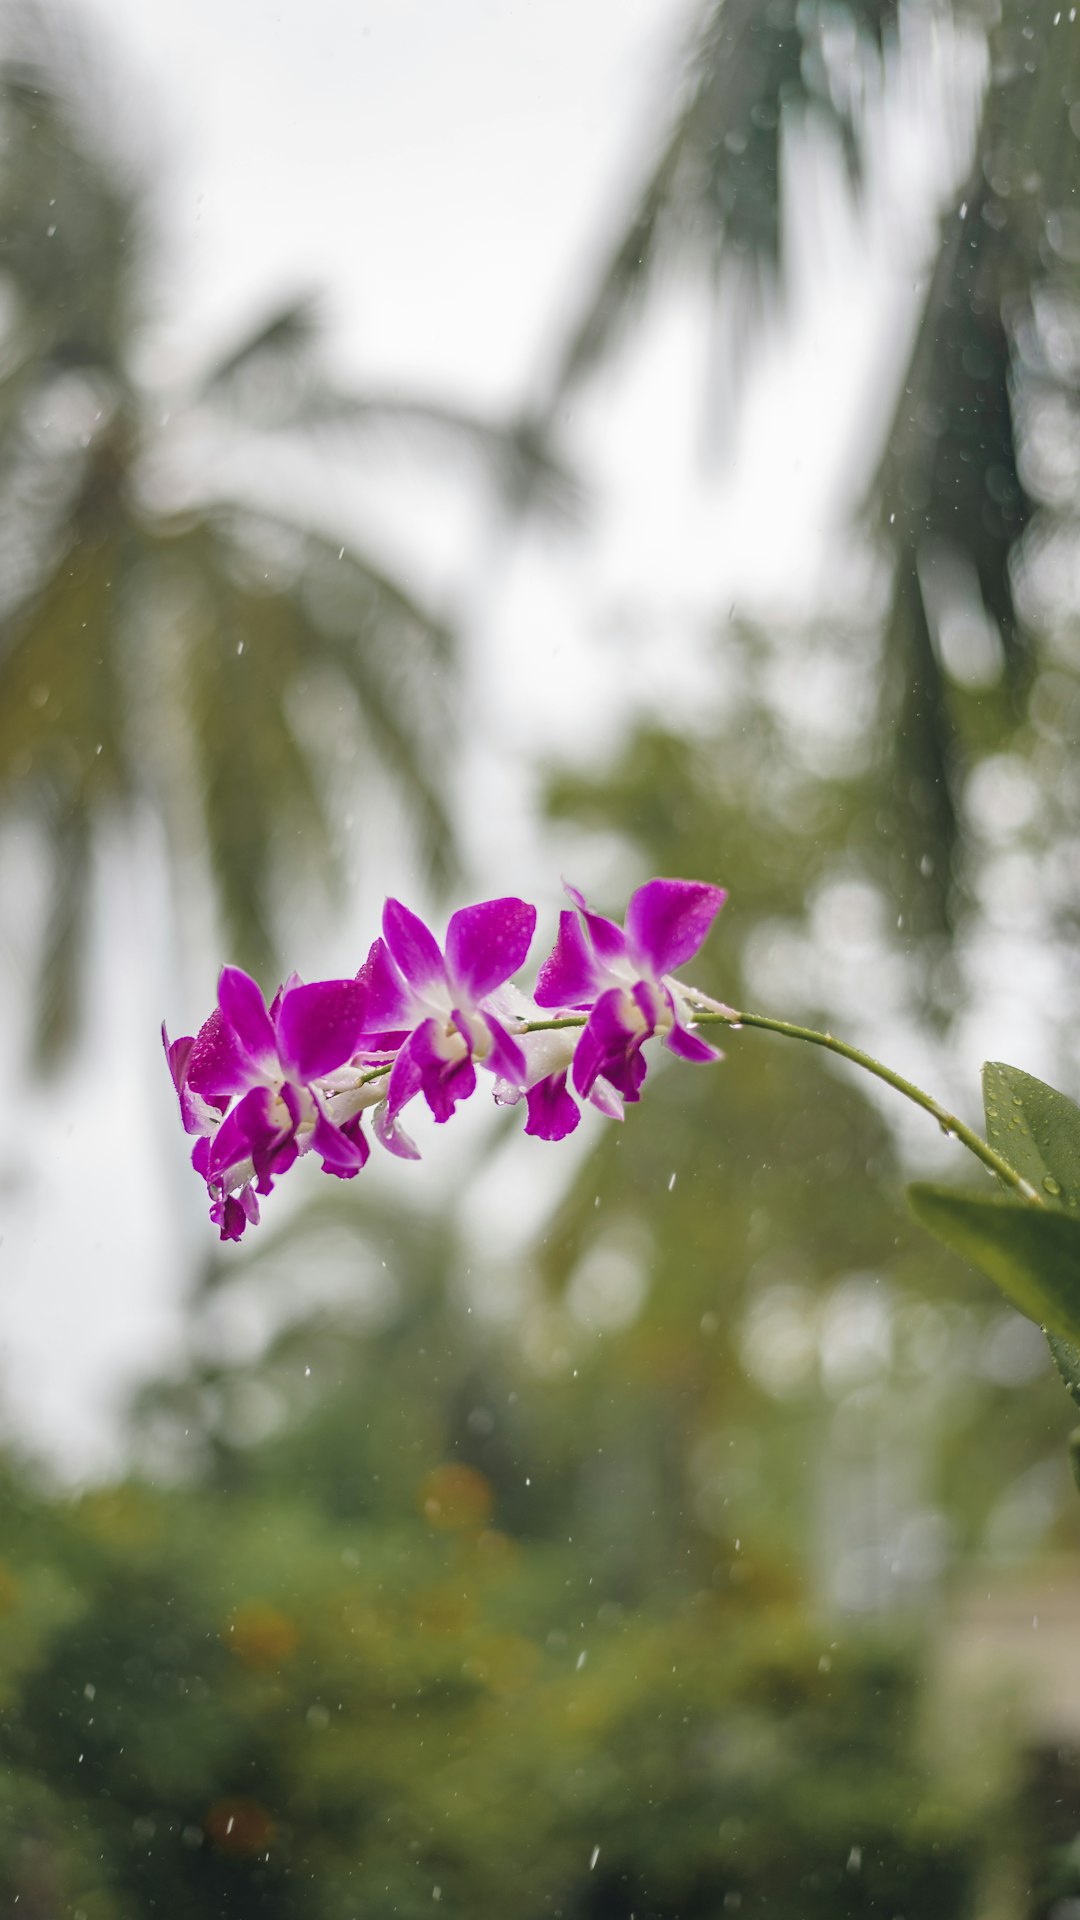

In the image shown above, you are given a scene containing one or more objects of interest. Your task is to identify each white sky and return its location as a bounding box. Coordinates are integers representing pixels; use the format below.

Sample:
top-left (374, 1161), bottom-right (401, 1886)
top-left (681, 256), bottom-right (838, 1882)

top-left (0, 0), bottom-right (986, 1474)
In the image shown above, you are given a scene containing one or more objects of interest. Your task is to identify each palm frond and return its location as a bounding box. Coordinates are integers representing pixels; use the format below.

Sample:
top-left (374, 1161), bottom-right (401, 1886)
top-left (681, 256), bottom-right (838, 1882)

top-left (195, 293), bottom-right (325, 405)
top-left (33, 793), bottom-right (90, 1066)
top-left (541, 0), bottom-right (900, 409)
top-left (862, 4), bottom-right (1080, 935)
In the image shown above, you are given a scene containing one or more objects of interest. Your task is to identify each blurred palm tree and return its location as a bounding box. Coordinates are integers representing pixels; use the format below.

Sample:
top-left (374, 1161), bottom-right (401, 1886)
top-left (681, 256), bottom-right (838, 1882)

top-left (0, 6), bottom-right (572, 1061)
top-left (528, 0), bottom-right (1080, 942)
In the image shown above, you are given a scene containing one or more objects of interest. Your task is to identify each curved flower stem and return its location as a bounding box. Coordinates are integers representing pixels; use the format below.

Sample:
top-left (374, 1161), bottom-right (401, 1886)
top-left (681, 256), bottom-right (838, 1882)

top-left (520, 1005), bottom-right (1043, 1205)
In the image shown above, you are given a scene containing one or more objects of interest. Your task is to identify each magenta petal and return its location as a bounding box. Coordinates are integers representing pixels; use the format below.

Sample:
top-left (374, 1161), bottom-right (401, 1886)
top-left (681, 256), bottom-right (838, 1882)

top-left (211, 1193), bottom-right (250, 1242)
top-left (275, 977), bottom-right (369, 1084)
top-left (211, 1085), bottom-right (297, 1197)
top-left (480, 1012), bottom-right (527, 1088)
top-left (218, 966), bottom-right (279, 1073)
top-left (410, 1018), bottom-right (476, 1123)
top-left (187, 1007), bottom-right (260, 1099)
top-left (625, 878), bottom-right (727, 977)
top-left (446, 897), bottom-right (537, 1001)
top-left (311, 1103), bottom-right (370, 1179)
top-left (588, 1076), bottom-right (624, 1122)
top-left (386, 1032), bottom-right (426, 1120)
top-left (373, 1099), bottom-right (421, 1161)
top-left (664, 1020), bottom-right (721, 1064)
top-left (534, 909), bottom-right (604, 1008)
top-left (572, 987), bottom-right (650, 1104)
top-left (162, 1024), bottom-right (194, 1094)
top-left (163, 1023), bottom-right (225, 1134)
top-left (358, 938), bottom-right (412, 1028)
top-left (524, 1072), bottom-right (580, 1142)
top-left (382, 899), bottom-right (447, 995)
top-left (564, 883), bottom-right (627, 965)
top-left (207, 1089), bottom-right (264, 1184)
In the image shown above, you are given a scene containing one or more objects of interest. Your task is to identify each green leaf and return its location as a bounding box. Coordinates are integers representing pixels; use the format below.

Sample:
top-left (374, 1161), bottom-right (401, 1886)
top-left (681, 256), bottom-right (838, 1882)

top-left (982, 1061), bottom-right (1080, 1208)
top-left (1048, 1333), bottom-right (1080, 1411)
top-left (906, 1184), bottom-right (1080, 1344)
top-left (981, 1064), bottom-right (1080, 1439)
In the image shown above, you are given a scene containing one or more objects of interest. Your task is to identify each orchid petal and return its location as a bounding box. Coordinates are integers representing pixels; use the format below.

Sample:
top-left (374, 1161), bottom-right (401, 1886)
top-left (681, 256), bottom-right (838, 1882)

top-left (524, 1073), bottom-right (580, 1142)
top-left (211, 1194), bottom-right (251, 1242)
top-left (446, 897), bottom-right (536, 1002)
top-left (311, 1102), bottom-right (370, 1178)
top-left (382, 899), bottom-right (447, 995)
top-left (564, 883), bottom-right (627, 965)
top-left (187, 1007), bottom-right (261, 1099)
top-left (386, 1032), bottom-right (426, 1120)
top-left (207, 1088), bottom-right (267, 1185)
top-left (572, 987), bottom-right (650, 1104)
top-left (163, 1023), bottom-right (224, 1134)
top-left (162, 1024), bottom-right (194, 1095)
top-left (410, 1018), bottom-right (476, 1123)
top-left (534, 909), bottom-right (604, 1008)
top-left (664, 1021), bottom-right (722, 1064)
top-left (625, 878), bottom-right (726, 977)
top-left (275, 977), bottom-right (369, 1084)
top-left (357, 937), bottom-right (412, 1028)
top-left (480, 1012), bottom-right (527, 1088)
top-left (218, 966), bottom-right (279, 1074)
top-left (588, 1075), bottom-right (624, 1122)
top-left (373, 1098), bottom-right (421, 1161)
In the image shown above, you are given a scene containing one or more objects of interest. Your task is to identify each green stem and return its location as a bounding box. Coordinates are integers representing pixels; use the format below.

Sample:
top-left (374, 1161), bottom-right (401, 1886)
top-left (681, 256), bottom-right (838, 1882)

top-left (520, 1005), bottom-right (1043, 1205)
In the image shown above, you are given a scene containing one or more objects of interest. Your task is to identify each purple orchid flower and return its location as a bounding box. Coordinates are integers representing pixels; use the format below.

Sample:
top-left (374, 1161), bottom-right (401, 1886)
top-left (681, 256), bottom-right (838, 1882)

top-left (357, 895), bottom-right (536, 1136)
top-left (487, 985), bottom-right (625, 1143)
top-left (532, 877), bottom-right (727, 1110)
top-left (167, 966), bottom-right (375, 1238)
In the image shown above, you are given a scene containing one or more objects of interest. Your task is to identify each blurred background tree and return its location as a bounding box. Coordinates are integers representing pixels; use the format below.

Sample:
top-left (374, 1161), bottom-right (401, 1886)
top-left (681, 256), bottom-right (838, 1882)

top-left (3, 0), bottom-right (1080, 1915)
top-left (0, 6), bottom-right (571, 1062)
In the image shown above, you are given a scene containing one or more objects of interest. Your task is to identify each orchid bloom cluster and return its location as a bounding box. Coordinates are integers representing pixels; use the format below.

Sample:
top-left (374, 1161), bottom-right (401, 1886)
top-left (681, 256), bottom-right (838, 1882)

top-left (164, 877), bottom-right (728, 1241)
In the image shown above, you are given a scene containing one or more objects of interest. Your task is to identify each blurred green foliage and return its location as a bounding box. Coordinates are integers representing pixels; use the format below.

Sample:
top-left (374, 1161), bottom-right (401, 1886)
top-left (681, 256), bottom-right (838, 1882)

top-left (0, 1429), bottom-right (995, 1917)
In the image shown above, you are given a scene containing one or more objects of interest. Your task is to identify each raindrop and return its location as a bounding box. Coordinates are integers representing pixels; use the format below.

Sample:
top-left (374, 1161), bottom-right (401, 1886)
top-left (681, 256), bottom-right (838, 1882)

top-left (576, 1650), bottom-right (587, 1670)
top-left (959, 201), bottom-right (968, 219)
top-left (338, 546), bottom-right (345, 559)
top-left (45, 223), bottom-right (55, 237)
top-left (590, 1847), bottom-right (600, 1871)
top-left (667, 1172), bottom-right (677, 1192)
top-left (1043, 1177), bottom-right (1062, 1196)
top-left (847, 1846), bottom-right (862, 1873)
